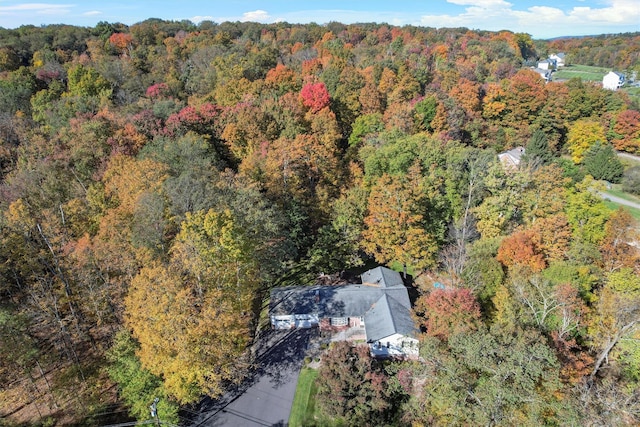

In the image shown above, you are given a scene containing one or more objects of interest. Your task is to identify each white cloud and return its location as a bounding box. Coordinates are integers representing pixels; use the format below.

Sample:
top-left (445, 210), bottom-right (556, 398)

top-left (241, 10), bottom-right (271, 23)
top-left (190, 15), bottom-right (214, 24)
top-left (566, 0), bottom-right (640, 23)
top-left (446, 0), bottom-right (512, 7)
top-left (83, 10), bottom-right (102, 17)
top-left (0, 2), bottom-right (73, 15)
top-left (420, 0), bottom-right (640, 37)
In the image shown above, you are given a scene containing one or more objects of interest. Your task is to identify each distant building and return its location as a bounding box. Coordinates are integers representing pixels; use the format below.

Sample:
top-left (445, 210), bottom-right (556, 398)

top-left (532, 67), bottom-right (552, 82)
top-left (603, 71), bottom-right (625, 91)
top-left (537, 59), bottom-right (556, 70)
top-left (549, 53), bottom-right (566, 67)
top-left (498, 146), bottom-right (525, 170)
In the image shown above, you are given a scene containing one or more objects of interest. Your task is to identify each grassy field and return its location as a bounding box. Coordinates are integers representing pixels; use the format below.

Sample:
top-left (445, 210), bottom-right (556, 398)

top-left (604, 187), bottom-right (640, 204)
top-left (620, 86), bottom-right (640, 109)
top-left (289, 368), bottom-right (319, 427)
top-left (602, 199), bottom-right (640, 222)
top-left (600, 183), bottom-right (640, 222)
top-left (553, 64), bottom-right (610, 81)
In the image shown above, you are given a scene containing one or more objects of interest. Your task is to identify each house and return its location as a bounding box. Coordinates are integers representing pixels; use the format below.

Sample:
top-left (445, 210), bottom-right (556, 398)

top-left (498, 146), bottom-right (525, 170)
top-left (603, 71), bottom-right (625, 91)
top-left (537, 59), bottom-right (556, 70)
top-left (549, 53), bottom-right (566, 67)
top-left (532, 67), bottom-right (552, 82)
top-left (270, 266), bottom-right (419, 358)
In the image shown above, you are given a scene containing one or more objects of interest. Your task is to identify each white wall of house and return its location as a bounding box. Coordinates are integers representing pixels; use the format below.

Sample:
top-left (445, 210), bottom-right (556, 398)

top-left (549, 54), bottom-right (565, 67)
top-left (271, 314), bottom-right (319, 329)
top-left (603, 71), bottom-right (624, 91)
top-left (370, 333), bottom-right (419, 357)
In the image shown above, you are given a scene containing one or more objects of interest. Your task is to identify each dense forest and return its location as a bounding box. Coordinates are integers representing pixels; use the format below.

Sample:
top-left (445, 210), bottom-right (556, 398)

top-left (0, 19), bottom-right (639, 426)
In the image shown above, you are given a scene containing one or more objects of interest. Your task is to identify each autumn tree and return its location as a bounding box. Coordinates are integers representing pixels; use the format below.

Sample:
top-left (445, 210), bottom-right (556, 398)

top-left (108, 32), bottom-right (134, 56)
top-left (599, 208), bottom-right (640, 273)
top-left (474, 163), bottom-right (565, 238)
top-left (567, 119), bottom-right (607, 164)
top-left (299, 81), bottom-right (330, 113)
top-left (125, 259), bottom-right (253, 403)
top-left (448, 78), bottom-right (481, 117)
top-left (609, 109), bottom-right (640, 153)
top-left (362, 163), bottom-right (442, 272)
top-left (565, 177), bottom-right (611, 245)
top-left (414, 288), bottom-right (481, 341)
top-left (315, 342), bottom-right (400, 426)
top-left (497, 229), bottom-right (546, 273)
top-left (263, 107), bottom-right (342, 220)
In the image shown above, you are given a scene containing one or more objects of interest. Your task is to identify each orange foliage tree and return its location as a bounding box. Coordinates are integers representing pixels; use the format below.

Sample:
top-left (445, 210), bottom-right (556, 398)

top-left (497, 229), bottom-right (546, 273)
top-left (610, 109), bottom-right (640, 154)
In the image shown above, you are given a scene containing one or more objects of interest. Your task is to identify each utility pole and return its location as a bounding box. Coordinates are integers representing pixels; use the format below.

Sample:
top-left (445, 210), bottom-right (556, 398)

top-left (149, 397), bottom-right (160, 427)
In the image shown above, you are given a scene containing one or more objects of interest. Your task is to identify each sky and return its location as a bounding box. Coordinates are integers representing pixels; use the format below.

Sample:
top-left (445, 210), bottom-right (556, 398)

top-left (0, 0), bottom-right (638, 39)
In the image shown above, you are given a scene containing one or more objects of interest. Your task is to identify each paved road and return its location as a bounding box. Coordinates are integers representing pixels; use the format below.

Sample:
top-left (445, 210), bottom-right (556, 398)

top-left (186, 328), bottom-right (315, 427)
top-left (617, 151), bottom-right (640, 163)
top-left (599, 192), bottom-right (640, 210)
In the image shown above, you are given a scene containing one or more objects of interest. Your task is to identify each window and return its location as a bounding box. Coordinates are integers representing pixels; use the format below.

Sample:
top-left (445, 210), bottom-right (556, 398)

top-left (330, 317), bottom-right (347, 326)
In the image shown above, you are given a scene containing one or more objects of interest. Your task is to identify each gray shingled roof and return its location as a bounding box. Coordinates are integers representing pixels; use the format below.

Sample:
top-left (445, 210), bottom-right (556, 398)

top-left (364, 294), bottom-right (418, 342)
top-left (270, 283), bottom-right (410, 318)
top-left (361, 266), bottom-right (405, 288)
top-left (270, 266), bottom-right (416, 341)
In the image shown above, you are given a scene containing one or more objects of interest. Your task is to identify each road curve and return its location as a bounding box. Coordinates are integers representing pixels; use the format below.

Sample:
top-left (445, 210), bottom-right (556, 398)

top-left (598, 192), bottom-right (640, 210)
top-left (617, 151), bottom-right (640, 163)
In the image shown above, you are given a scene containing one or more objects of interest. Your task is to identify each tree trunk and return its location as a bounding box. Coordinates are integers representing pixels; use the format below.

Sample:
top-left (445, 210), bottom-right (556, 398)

top-left (590, 320), bottom-right (638, 380)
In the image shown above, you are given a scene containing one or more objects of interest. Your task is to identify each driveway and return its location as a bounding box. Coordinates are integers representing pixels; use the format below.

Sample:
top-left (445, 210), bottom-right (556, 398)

top-left (187, 328), bottom-right (316, 426)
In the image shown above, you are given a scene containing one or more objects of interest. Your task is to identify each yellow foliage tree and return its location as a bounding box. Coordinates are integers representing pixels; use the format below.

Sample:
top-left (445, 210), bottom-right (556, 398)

top-left (126, 208), bottom-right (258, 404)
top-left (361, 164), bottom-right (439, 272)
top-left (567, 119), bottom-right (606, 164)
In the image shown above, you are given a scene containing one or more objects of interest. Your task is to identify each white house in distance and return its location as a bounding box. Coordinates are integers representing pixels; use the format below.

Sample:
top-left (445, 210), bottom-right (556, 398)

top-left (603, 71), bottom-right (625, 91)
top-left (537, 59), bottom-right (556, 70)
top-left (270, 266), bottom-right (419, 359)
top-left (532, 67), bottom-right (552, 82)
top-left (549, 53), bottom-right (566, 67)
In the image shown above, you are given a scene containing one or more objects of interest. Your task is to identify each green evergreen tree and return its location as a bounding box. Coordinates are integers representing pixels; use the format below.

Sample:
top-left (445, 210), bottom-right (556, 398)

top-left (522, 129), bottom-right (553, 168)
top-left (582, 141), bottom-right (624, 183)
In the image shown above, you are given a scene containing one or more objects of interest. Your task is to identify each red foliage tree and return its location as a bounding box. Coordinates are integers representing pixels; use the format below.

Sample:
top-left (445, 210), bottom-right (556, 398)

top-left (300, 82), bottom-right (330, 113)
top-left (164, 103), bottom-right (221, 136)
top-left (415, 288), bottom-right (481, 341)
top-left (145, 82), bottom-right (170, 99)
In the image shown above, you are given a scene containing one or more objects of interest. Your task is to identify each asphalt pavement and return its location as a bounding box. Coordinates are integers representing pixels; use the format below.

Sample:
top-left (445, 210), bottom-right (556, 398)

top-left (186, 328), bottom-right (315, 427)
top-left (599, 192), bottom-right (640, 210)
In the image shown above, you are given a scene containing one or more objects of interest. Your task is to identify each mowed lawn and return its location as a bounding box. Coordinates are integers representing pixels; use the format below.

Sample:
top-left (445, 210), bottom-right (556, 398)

top-left (289, 367), bottom-right (319, 427)
top-left (601, 184), bottom-right (640, 222)
top-left (603, 199), bottom-right (640, 222)
top-left (553, 64), bottom-right (610, 81)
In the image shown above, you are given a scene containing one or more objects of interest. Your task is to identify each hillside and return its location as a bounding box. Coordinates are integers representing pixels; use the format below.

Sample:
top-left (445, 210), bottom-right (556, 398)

top-left (0, 21), bottom-right (639, 426)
